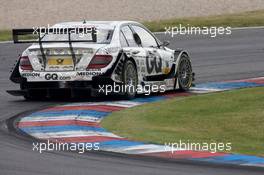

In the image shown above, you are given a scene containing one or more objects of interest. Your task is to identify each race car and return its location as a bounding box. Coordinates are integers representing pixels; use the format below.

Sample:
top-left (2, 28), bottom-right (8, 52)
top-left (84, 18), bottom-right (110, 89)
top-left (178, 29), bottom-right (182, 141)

top-left (8, 21), bottom-right (194, 99)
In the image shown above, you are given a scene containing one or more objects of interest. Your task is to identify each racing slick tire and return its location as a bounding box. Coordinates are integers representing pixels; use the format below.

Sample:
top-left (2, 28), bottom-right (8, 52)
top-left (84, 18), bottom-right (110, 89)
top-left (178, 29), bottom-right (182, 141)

top-left (122, 59), bottom-right (138, 99)
top-left (177, 54), bottom-right (193, 91)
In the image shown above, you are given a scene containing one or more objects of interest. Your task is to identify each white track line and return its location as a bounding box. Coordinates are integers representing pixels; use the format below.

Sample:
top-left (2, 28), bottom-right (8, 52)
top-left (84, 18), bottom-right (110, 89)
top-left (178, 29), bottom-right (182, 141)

top-left (20, 115), bottom-right (102, 122)
top-left (29, 130), bottom-right (122, 139)
top-left (62, 101), bottom-right (142, 108)
top-left (0, 41), bottom-right (13, 44)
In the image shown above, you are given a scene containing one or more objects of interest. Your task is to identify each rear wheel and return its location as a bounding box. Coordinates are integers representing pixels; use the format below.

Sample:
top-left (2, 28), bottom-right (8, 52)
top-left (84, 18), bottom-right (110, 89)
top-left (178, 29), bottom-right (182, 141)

top-left (122, 59), bottom-right (138, 99)
top-left (177, 54), bottom-right (193, 91)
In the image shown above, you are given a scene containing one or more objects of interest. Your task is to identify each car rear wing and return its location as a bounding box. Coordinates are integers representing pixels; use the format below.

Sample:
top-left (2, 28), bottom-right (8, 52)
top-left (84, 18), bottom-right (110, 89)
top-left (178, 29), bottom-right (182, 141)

top-left (12, 28), bottom-right (97, 43)
top-left (12, 27), bottom-right (97, 67)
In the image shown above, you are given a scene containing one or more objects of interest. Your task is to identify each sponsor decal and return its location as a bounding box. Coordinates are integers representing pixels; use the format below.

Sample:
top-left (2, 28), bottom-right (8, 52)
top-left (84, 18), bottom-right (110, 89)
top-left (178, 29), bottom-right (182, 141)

top-left (77, 71), bottom-right (102, 76)
top-left (162, 61), bottom-right (171, 74)
top-left (59, 76), bottom-right (71, 80)
top-left (162, 67), bottom-right (171, 74)
top-left (44, 73), bottom-right (71, 80)
top-left (21, 73), bottom-right (40, 77)
top-left (146, 52), bottom-right (162, 74)
top-left (45, 73), bottom-right (58, 80)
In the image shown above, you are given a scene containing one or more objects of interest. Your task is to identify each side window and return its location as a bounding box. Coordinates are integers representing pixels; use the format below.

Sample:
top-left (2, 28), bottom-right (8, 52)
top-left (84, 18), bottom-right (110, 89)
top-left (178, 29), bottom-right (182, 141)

top-left (132, 25), bottom-right (158, 48)
top-left (120, 31), bottom-right (129, 47)
top-left (121, 26), bottom-right (138, 47)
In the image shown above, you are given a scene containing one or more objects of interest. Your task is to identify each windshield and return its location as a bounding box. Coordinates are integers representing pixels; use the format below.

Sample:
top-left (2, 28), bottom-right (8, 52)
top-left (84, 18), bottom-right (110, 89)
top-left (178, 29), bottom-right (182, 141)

top-left (41, 28), bottom-right (113, 44)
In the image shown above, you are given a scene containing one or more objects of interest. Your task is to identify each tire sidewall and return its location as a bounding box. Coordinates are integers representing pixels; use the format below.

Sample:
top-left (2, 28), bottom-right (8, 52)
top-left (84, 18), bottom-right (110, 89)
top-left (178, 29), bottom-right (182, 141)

top-left (177, 54), bottom-right (192, 91)
top-left (122, 59), bottom-right (138, 99)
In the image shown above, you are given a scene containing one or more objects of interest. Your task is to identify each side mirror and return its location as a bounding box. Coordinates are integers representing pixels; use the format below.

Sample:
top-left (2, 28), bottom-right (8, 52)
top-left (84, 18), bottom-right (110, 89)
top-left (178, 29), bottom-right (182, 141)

top-left (161, 41), bottom-right (170, 47)
top-left (133, 33), bottom-right (142, 45)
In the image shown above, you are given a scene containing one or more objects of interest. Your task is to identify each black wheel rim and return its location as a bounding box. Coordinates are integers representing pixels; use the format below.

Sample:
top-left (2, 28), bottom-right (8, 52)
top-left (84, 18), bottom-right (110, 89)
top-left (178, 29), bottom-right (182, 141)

top-left (124, 62), bottom-right (137, 96)
top-left (178, 58), bottom-right (192, 88)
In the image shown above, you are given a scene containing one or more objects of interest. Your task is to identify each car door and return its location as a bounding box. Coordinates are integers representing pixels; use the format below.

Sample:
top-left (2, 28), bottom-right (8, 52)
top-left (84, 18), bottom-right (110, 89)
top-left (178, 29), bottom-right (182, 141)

top-left (130, 25), bottom-right (174, 79)
top-left (120, 25), bottom-right (147, 81)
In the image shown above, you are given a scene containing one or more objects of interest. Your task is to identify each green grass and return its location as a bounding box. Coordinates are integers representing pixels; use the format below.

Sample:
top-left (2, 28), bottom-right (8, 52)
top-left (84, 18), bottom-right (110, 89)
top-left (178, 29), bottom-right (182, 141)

top-left (102, 87), bottom-right (264, 156)
top-left (0, 30), bottom-right (12, 41)
top-left (144, 10), bottom-right (264, 32)
top-left (0, 30), bottom-right (38, 42)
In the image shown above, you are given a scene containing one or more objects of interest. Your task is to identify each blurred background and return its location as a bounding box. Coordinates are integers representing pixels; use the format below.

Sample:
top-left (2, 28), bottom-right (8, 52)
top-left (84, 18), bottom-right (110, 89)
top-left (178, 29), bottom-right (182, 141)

top-left (1, 0), bottom-right (264, 29)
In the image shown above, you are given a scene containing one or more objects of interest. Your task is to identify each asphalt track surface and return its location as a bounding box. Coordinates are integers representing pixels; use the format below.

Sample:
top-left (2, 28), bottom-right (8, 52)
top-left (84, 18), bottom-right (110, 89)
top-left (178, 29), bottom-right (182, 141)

top-left (0, 28), bottom-right (264, 175)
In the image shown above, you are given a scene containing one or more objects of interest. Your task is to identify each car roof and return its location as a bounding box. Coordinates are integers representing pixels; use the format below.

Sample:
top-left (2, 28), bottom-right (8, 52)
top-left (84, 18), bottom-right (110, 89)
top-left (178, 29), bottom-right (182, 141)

top-left (52, 21), bottom-right (141, 29)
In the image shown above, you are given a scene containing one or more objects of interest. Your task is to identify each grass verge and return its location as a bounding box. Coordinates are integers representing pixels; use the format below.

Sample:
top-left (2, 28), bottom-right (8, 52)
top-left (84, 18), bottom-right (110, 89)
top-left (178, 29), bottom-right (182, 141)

top-left (1, 10), bottom-right (264, 41)
top-left (144, 10), bottom-right (264, 32)
top-left (0, 30), bottom-right (12, 42)
top-left (102, 87), bottom-right (264, 156)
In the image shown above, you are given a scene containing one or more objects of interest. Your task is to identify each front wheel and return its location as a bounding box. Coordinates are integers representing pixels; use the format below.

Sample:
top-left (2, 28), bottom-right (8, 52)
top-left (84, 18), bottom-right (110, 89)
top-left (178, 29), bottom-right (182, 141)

top-left (177, 54), bottom-right (193, 91)
top-left (122, 59), bottom-right (138, 99)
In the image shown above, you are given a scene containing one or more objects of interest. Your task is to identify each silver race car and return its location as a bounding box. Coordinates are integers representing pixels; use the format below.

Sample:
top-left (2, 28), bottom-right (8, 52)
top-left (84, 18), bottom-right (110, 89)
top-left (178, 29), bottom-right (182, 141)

top-left (8, 21), bottom-right (194, 99)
